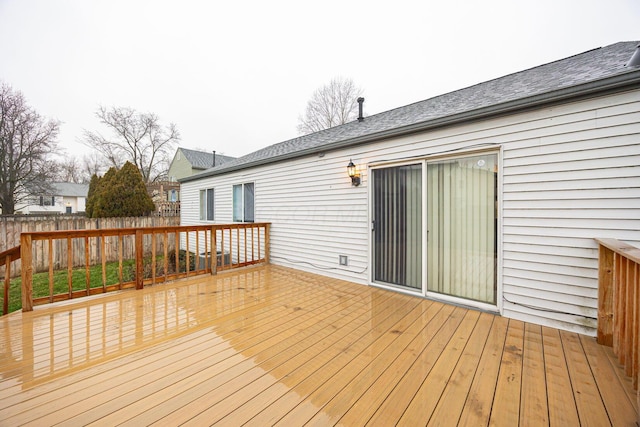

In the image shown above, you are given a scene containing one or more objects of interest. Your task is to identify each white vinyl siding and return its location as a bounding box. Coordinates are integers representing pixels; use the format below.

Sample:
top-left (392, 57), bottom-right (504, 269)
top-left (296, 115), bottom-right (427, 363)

top-left (181, 89), bottom-right (640, 335)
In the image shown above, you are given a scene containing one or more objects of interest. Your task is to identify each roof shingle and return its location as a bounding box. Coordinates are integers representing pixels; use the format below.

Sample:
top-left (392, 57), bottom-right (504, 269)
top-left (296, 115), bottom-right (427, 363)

top-left (180, 148), bottom-right (235, 170)
top-left (183, 41), bottom-right (640, 182)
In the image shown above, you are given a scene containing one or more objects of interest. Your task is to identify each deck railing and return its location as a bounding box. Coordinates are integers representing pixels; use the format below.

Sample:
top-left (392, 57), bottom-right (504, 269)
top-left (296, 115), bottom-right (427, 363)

top-left (595, 238), bottom-right (639, 410)
top-left (15, 223), bottom-right (270, 313)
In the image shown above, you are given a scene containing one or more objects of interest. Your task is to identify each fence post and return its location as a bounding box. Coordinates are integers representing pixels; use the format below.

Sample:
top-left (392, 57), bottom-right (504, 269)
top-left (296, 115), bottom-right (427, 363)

top-left (597, 243), bottom-right (614, 346)
top-left (20, 234), bottom-right (33, 312)
top-left (135, 229), bottom-right (144, 290)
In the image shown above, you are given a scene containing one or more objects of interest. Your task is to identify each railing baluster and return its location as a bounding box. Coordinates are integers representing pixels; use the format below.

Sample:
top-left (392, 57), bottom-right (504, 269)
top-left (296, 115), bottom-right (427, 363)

top-left (624, 257), bottom-right (633, 373)
top-left (67, 237), bottom-right (73, 297)
top-left (164, 230), bottom-right (168, 281)
top-left (265, 223), bottom-right (270, 264)
top-left (3, 254), bottom-right (11, 315)
top-left (204, 229), bottom-right (209, 272)
top-left (195, 230), bottom-right (200, 272)
top-left (211, 226), bottom-right (218, 275)
top-left (221, 229), bottom-right (226, 269)
top-left (20, 233), bottom-right (33, 312)
top-left (101, 234), bottom-right (106, 291)
top-left (135, 229), bottom-right (143, 290)
top-left (48, 238), bottom-right (54, 303)
top-left (633, 262), bottom-right (639, 390)
top-left (85, 236), bottom-right (90, 295)
top-left (251, 226), bottom-right (255, 262)
top-left (185, 231), bottom-right (190, 276)
top-left (229, 228), bottom-right (233, 268)
top-left (151, 232), bottom-right (157, 285)
top-left (174, 230), bottom-right (179, 275)
top-left (118, 234), bottom-right (123, 287)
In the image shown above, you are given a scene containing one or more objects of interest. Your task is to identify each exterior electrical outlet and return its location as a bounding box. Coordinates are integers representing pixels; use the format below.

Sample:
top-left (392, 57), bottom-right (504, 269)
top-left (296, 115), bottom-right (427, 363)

top-left (339, 255), bottom-right (348, 266)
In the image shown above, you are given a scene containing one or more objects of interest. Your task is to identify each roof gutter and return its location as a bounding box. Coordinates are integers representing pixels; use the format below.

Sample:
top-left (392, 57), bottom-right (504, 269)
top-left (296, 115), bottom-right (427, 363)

top-left (181, 69), bottom-right (640, 183)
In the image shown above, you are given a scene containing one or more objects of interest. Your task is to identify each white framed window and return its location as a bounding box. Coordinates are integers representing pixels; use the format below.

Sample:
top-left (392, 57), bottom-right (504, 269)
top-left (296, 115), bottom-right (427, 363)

top-left (233, 182), bottom-right (254, 222)
top-left (39, 196), bottom-right (55, 206)
top-left (199, 188), bottom-right (214, 221)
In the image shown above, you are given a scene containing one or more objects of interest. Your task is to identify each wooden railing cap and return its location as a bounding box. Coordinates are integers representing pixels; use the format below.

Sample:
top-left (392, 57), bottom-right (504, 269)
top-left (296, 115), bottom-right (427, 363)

top-left (595, 238), bottom-right (640, 264)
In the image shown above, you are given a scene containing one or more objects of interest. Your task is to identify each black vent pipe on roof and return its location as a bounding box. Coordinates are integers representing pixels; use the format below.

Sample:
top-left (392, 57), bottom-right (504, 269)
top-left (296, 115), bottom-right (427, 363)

top-left (625, 44), bottom-right (640, 67)
top-left (357, 97), bottom-right (365, 122)
top-left (212, 150), bottom-right (216, 167)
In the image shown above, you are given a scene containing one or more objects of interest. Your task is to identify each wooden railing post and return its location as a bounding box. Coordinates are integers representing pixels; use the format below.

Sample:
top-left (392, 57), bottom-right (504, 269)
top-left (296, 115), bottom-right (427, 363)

top-left (20, 234), bottom-right (33, 312)
top-left (597, 244), bottom-right (614, 346)
top-left (135, 229), bottom-right (144, 290)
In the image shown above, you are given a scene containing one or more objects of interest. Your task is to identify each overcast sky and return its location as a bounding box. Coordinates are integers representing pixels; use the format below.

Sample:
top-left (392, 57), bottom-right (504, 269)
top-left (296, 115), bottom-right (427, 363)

top-left (0, 0), bottom-right (638, 161)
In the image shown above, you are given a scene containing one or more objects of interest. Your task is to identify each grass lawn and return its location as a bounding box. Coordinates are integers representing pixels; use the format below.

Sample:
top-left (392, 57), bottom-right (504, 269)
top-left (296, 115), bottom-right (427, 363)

top-left (1, 251), bottom-right (198, 314)
top-left (2, 260), bottom-right (137, 314)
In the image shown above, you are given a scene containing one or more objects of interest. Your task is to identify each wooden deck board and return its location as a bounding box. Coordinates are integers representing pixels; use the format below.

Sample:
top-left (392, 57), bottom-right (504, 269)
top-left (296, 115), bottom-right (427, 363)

top-left (519, 322), bottom-right (549, 426)
top-left (0, 264), bottom-right (636, 426)
top-left (489, 319), bottom-right (525, 426)
top-left (579, 334), bottom-right (639, 426)
top-left (425, 312), bottom-right (496, 427)
top-left (542, 326), bottom-right (581, 426)
top-left (243, 294), bottom-right (431, 426)
top-left (307, 301), bottom-right (452, 426)
top-left (457, 315), bottom-right (508, 426)
top-left (397, 310), bottom-right (483, 425)
top-left (561, 330), bottom-right (614, 426)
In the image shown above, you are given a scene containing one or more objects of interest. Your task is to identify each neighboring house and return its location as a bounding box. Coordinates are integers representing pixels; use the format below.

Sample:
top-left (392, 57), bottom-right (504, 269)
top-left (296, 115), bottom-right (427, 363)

top-left (147, 180), bottom-right (181, 217)
top-left (168, 148), bottom-right (235, 183)
top-left (15, 182), bottom-right (89, 215)
top-left (180, 42), bottom-right (640, 336)
top-left (167, 148), bottom-right (236, 207)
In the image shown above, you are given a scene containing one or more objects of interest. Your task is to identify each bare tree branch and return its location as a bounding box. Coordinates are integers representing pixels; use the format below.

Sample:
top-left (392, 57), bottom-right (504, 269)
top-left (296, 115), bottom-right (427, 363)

top-left (297, 77), bottom-right (364, 135)
top-left (82, 106), bottom-right (180, 183)
top-left (0, 82), bottom-right (59, 214)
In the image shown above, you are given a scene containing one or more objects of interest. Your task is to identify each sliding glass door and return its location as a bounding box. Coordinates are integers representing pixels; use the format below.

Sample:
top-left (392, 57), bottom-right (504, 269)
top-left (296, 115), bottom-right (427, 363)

top-left (426, 154), bottom-right (497, 304)
top-left (372, 152), bottom-right (497, 305)
top-left (372, 164), bottom-right (422, 290)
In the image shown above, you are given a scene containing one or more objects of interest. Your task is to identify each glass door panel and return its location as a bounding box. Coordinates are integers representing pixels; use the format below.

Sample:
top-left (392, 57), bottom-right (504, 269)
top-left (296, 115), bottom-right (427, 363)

top-left (426, 154), bottom-right (497, 304)
top-left (372, 164), bottom-right (422, 290)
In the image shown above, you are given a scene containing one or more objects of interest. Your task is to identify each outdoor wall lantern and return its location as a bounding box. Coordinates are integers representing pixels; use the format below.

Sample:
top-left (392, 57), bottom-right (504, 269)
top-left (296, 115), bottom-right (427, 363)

top-left (347, 159), bottom-right (360, 186)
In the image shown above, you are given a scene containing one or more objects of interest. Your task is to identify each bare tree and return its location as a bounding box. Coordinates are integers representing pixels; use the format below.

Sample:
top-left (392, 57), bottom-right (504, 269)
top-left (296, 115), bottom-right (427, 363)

top-left (54, 156), bottom-right (84, 183)
top-left (297, 77), bottom-right (364, 135)
top-left (81, 152), bottom-right (107, 182)
top-left (0, 82), bottom-right (59, 214)
top-left (82, 106), bottom-right (180, 183)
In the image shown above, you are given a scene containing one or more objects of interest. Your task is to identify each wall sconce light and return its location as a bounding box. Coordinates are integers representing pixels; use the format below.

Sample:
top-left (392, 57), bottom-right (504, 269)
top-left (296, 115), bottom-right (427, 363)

top-left (347, 159), bottom-right (360, 186)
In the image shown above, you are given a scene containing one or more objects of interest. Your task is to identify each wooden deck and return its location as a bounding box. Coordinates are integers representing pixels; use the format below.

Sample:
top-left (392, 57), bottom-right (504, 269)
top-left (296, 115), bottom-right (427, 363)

top-left (0, 265), bottom-right (637, 426)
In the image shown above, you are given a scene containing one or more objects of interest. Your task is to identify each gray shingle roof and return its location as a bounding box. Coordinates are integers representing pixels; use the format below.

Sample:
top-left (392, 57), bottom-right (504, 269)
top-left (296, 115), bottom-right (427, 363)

top-left (53, 182), bottom-right (89, 197)
top-left (183, 41), bottom-right (640, 183)
top-left (180, 148), bottom-right (235, 170)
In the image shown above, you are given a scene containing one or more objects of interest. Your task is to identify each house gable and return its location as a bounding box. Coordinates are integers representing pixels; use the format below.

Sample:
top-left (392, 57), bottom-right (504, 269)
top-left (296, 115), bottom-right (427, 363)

top-left (169, 148), bottom-right (236, 181)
